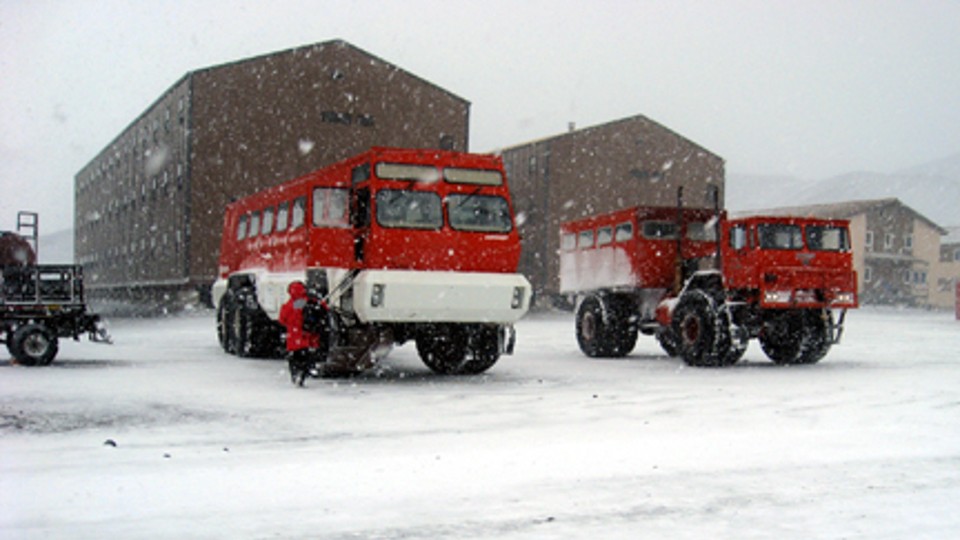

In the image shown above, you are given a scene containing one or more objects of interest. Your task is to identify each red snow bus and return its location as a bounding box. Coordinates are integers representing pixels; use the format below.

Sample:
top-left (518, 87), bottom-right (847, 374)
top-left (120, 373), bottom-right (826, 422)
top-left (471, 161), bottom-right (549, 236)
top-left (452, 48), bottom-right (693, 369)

top-left (213, 147), bottom-right (531, 376)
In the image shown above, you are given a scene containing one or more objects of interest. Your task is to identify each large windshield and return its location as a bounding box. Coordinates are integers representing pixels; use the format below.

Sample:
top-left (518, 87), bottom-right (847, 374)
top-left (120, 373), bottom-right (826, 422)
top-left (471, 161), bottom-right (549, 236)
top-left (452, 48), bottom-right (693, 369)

top-left (448, 194), bottom-right (512, 233)
top-left (807, 225), bottom-right (849, 251)
top-left (375, 190), bottom-right (442, 229)
top-left (758, 224), bottom-right (803, 250)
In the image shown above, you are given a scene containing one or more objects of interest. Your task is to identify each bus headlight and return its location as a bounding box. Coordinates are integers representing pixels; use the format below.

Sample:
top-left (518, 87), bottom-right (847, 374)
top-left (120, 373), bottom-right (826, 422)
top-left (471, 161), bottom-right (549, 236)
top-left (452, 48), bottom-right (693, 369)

top-left (371, 283), bottom-right (386, 308)
top-left (832, 292), bottom-right (855, 305)
top-left (511, 286), bottom-right (525, 309)
top-left (764, 290), bottom-right (792, 304)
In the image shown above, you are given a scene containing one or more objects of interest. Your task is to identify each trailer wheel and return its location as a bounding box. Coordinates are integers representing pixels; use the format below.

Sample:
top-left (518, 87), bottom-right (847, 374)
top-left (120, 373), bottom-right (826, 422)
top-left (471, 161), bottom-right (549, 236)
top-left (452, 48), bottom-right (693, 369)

top-left (672, 290), bottom-right (737, 367)
top-left (576, 296), bottom-right (610, 357)
top-left (760, 310), bottom-right (805, 364)
top-left (417, 324), bottom-right (469, 374)
top-left (10, 324), bottom-right (59, 366)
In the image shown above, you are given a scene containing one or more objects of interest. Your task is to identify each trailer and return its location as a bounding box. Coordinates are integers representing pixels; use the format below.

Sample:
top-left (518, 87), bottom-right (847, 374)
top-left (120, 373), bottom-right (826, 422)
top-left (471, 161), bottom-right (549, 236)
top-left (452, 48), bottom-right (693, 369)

top-left (213, 147), bottom-right (531, 376)
top-left (1, 212), bottom-right (110, 366)
top-left (560, 190), bottom-right (858, 366)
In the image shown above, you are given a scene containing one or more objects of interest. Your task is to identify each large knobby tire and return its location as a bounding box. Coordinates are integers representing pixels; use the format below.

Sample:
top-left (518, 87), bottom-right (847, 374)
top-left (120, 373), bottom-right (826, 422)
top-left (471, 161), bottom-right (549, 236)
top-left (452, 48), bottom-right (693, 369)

top-left (10, 323), bottom-right (59, 366)
top-left (460, 325), bottom-right (502, 375)
top-left (606, 295), bottom-right (638, 357)
top-left (797, 310), bottom-right (833, 364)
top-left (656, 327), bottom-right (681, 357)
top-left (417, 324), bottom-right (469, 374)
top-left (760, 311), bottom-right (804, 365)
top-left (217, 291), bottom-right (235, 353)
top-left (576, 296), bottom-right (611, 357)
top-left (763, 310), bottom-right (832, 365)
top-left (672, 291), bottom-right (739, 367)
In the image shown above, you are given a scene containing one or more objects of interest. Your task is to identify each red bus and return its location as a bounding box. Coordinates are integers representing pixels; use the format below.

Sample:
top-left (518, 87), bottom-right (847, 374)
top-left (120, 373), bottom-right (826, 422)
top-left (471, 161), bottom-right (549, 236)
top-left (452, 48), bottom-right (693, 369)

top-left (213, 147), bottom-right (531, 376)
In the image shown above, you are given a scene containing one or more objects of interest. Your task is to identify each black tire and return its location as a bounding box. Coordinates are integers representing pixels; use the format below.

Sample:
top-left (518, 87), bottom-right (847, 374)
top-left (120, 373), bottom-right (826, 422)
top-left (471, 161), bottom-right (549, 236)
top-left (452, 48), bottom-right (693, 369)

top-left (672, 290), bottom-right (738, 367)
top-left (417, 324), bottom-right (469, 374)
top-left (656, 327), bottom-right (681, 357)
top-left (796, 310), bottom-right (832, 364)
top-left (459, 325), bottom-right (502, 375)
top-left (760, 311), bottom-right (804, 365)
top-left (576, 296), bottom-right (611, 357)
top-left (606, 295), bottom-right (638, 357)
top-left (217, 291), bottom-right (234, 353)
top-left (10, 324), bottom-right (59, 366)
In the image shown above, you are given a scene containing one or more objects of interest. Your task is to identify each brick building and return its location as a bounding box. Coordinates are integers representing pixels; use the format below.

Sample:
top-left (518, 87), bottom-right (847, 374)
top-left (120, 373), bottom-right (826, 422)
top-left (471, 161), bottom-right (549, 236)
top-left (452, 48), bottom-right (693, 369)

top-left (500, 115), bottom-right (725, 304)
top-left (75, 40), bottom-right (468, 309)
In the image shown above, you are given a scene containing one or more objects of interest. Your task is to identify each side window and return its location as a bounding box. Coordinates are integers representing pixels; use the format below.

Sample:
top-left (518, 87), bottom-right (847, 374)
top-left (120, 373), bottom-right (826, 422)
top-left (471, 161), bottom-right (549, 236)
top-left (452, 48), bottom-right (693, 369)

top-left (578, 229), bottom-right (595, 249)
top-left (276, 201), bottom-right (289, 232)
top-left (248, 211), bottom-right (261, 238)
top-left (730, 225), bottom-right (747, 250)
top-left (614, 222), bottom-right (633, 242)
top-left (642, 221), bottom-right (677, 239)
top-left (313, 188), bottom-right (350, 227)
top-left (291, 197), bottom-right (306, 230)
top-left (597, 226), bottom-right (613, 247)
top-left (261, 206), bottom-right (274, 235)
top-left (561, 232), bottom-right (577, 251)
top-left (236, 214), bottom-right (248, 241)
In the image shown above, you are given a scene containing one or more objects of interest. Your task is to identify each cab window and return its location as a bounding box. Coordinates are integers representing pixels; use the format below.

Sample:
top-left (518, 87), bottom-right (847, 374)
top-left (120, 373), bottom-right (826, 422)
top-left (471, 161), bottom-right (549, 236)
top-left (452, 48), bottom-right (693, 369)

top-left (807, 225), bottom-right (849, 251)
top-left (376, 190), bottom-right (442, 229)
top-left (447, 194), bottom-right (512, 233)
top-left (758, 224), bottom-right (803, 250)
top-left (291, 197), bottom-right (306, 230)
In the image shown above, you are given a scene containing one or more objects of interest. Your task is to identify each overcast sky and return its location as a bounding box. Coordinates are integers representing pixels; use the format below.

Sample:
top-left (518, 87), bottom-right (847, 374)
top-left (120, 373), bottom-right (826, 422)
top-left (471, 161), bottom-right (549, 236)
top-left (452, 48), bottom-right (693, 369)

top-left (2, 0), bottom-right (959, 233)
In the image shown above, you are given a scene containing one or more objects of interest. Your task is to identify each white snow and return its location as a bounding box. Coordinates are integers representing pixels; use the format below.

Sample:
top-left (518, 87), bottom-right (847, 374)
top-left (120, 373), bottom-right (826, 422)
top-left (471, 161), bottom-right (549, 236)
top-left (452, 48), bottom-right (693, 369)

top-left (2, 307), bottom-right (959, 538)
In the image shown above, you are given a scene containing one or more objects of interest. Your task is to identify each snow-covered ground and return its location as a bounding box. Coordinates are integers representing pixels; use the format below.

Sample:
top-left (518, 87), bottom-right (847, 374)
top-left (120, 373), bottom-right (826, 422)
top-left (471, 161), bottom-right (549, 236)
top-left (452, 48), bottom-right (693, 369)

top-left (2, 307), bottom-right (959, 539)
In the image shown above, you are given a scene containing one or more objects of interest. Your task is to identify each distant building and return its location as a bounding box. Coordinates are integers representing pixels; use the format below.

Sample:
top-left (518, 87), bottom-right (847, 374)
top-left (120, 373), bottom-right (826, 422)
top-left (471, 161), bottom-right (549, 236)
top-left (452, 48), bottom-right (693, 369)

top-left (500, 115), bottom-right (725, 304)
top-left (740, 198), bottom-right (948, 307)
top-left (75, 40), bottom-right (469, 309)
top-left (932, 226), bottom-right (960, 310)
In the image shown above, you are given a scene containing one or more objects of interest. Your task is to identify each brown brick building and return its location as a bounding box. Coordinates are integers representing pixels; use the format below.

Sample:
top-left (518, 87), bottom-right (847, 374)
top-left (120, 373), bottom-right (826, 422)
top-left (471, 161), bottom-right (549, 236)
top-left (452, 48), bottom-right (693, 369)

top-left (501, 115), bottom-right (726, 304)
top-left (75, 40), bottom-right (468, 308)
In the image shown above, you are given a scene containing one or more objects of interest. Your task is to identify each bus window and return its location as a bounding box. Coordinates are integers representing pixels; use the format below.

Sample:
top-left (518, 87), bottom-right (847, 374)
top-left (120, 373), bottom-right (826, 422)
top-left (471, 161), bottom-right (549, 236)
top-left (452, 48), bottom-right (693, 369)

top-left (614, 222), bottom-right (633, 242)
top-left (261, 206), bottom-right (274, 235)
top-left (248, 211), bottom-right (261, 238)
top-left (597, 226), bottom-right (613, 246)
top-left (807, 225), bottom-right (849, 251)
top-left (236, 215), bottom-right (248, 240)
top-left (313, 187), bottom-right (350, 227)
top-left (642, 221), bottom-right (677, 239)
top-left (276, 201), bottom-right (289, 232)
top-left (375, 163), bottom-right (440, 183)
top-left (447, 194), bottom-right (512, 233)
top-left (352, 163), bottom-right (370, 184)
top-left (579, 229), bottom-right (595, 249)
top-left (758, 224), bottom-right (803, 250)
top-left (444, 168), bottom-right (503, 186)
top-left (561, 232), bottom-right (577, 251)
top-left (291, 197), bottom-right (306, 230)
top-left (376, 190), bottom-right (442, 229)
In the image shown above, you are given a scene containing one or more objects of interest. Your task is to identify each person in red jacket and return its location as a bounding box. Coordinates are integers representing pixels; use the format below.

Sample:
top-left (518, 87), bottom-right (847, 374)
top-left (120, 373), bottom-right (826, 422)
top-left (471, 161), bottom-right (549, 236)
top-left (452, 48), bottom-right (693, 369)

top-left (278, 281), bottom-right (323, 386)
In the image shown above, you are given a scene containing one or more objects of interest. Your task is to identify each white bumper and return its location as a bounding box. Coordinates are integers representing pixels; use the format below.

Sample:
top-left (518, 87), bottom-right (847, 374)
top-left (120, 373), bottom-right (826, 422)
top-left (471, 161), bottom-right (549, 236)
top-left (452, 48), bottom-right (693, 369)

top-left (352, 270), bottom-right (531, 324)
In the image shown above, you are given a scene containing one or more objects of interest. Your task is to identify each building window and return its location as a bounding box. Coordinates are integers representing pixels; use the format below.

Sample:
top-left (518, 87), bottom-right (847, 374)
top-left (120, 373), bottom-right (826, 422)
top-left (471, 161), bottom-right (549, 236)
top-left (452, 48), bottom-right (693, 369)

top-left (864, 265), bottom-right (872, 283)
top-left (954, 248), bottom-right (960, 262)
top-left (903, 270), bottom-right (911, 284)
top-left (884, 233), bottom-right (895, 251)
top-left (904, 235), bottom-right (913, 251)
top-left (865, 230), bottom-right (874, 251)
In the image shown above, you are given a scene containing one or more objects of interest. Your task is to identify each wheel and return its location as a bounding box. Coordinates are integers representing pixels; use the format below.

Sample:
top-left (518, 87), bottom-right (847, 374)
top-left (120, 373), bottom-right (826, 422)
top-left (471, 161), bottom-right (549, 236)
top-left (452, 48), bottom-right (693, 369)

top-left (763, 310), bottom-right (832, 365)
top-left (459, 325), bottom-right (502, 375)
top-left (796, 310), bottom-right (832, 364)
top-left (417, 324), bottom-right (469, 374)
top-left (606, 295), bottom-right (638, 357)
top-left (217, 291), bottom-right (235, 352)
top-left (576, 296), bottom-right (612, 357)
top-left (759, 311), bottom-right (804, 364)
top-left (10, 323), bottom-right (59, 366)
top-left (656, 327), bottom-right (681, 357)
top-left (672, 290), bottom-right (738, 367)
